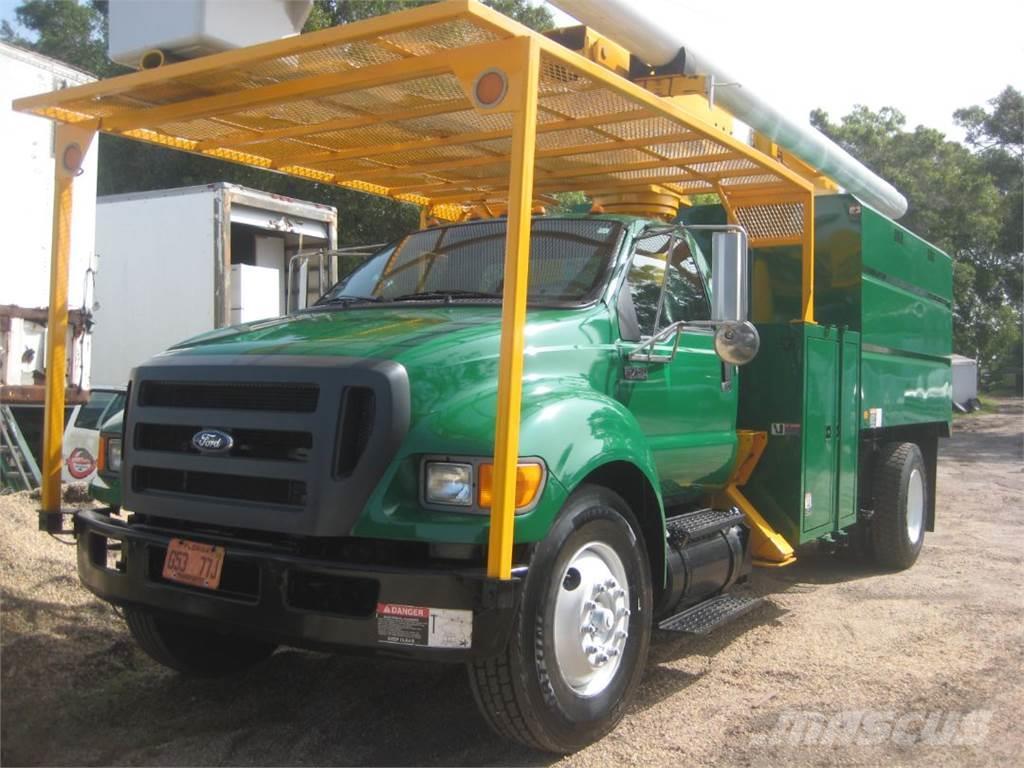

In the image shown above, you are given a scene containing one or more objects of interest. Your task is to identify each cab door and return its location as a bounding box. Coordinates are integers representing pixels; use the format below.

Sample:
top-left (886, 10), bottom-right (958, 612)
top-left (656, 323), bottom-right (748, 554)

top-left (615, 231), bottom-right (737, 500)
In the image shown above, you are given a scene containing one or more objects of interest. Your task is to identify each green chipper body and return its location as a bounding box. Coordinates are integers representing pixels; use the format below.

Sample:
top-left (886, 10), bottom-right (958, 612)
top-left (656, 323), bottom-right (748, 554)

top-left (688, 193), bottom-right (953, 545)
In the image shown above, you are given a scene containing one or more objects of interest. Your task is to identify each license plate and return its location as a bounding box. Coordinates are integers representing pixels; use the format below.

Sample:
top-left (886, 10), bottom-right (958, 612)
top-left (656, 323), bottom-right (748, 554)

top-left (162, 538), bottom-right (225, 590)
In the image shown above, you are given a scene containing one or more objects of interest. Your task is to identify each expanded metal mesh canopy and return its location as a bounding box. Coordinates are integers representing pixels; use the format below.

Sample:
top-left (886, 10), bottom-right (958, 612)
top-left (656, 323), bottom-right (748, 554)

top-left (14, 0), bottom-right (812, 234)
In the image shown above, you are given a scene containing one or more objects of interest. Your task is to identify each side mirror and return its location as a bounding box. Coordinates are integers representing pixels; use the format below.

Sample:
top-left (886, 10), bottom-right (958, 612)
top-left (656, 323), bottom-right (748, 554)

top-left (714, 320), bottom-right (760, 366)
top-left (711, 231), bottom-right (748, 323)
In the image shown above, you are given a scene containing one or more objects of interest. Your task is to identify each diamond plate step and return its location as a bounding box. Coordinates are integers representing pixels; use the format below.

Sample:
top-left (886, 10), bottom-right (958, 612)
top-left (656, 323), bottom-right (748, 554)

top-left (665, 508), bottom-right (746, 546)
top-left (657, 592), bottom-right (763, 635)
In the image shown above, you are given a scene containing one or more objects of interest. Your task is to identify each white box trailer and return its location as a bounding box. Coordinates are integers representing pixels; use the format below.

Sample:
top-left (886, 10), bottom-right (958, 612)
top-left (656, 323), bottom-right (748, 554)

top-left (951, 354), bottom-right (979, 406)
top-left (0, 42), bottom-right (98, 405)
top-left (91, 183), bottom-right (338, 386)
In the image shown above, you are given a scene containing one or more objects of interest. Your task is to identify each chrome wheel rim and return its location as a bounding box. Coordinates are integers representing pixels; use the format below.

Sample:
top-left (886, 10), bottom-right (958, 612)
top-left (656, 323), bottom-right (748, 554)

top-left (552, 541), bottom-right (631, 698)
top-left (907, 468), bottom-right (924, 544)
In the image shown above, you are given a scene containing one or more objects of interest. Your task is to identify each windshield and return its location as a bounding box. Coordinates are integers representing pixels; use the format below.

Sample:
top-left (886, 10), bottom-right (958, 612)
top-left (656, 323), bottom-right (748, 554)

top-left (318, 218), bottom-right (622, 306)
top-left (319, 247), bottom-right (394, 303)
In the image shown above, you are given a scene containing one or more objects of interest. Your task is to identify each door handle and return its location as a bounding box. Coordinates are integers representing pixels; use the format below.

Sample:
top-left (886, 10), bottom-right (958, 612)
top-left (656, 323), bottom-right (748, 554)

top-left (825, 425), bottom-right (832, 439)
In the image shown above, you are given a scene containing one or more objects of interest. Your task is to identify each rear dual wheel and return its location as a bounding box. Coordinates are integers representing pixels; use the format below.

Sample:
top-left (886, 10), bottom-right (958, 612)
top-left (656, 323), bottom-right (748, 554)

top-left (469, 485), bottom-right (652, 754)
top-left (870, 442), bottom-right (927, 570)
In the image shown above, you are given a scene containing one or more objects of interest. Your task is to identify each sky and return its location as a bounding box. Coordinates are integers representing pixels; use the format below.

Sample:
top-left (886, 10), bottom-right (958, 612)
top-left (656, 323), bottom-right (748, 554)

top-left (2, 0), bottom-right (1021, 141)
top-left (541, 0), bottom-right (1024, 141)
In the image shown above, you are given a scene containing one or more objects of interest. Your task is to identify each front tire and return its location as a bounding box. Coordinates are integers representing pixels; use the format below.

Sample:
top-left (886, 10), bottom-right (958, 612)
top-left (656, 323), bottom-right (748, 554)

top-left (870, 442), bottom-right (927, 570)
top-left (125, 609), bottom-right (277, 677)
top-left (469, 485), bottom-right (652, 753)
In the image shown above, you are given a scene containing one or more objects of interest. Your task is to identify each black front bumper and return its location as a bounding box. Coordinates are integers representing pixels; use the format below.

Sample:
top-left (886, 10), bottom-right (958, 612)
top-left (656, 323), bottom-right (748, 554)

top-left (75, 509), bottom-right (520, 662)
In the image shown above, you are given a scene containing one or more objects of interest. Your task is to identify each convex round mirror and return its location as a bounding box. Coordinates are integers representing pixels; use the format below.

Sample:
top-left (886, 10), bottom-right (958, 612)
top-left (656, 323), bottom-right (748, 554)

top-left (714, 321), bottom-right (760, 366)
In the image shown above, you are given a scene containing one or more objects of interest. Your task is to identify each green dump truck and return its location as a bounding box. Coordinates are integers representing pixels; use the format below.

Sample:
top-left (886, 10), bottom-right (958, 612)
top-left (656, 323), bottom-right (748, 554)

top-left (77, 195), bottom-right (950, 752)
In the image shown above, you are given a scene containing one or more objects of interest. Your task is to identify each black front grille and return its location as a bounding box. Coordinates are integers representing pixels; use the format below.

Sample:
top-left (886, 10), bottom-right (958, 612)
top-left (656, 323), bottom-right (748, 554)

top-left (335, 387), bottom-right (376, 477)
top-left (139, 381), bottom-right (319, 412)
top-left (134, 466), bottom-right (307, 507)
top-left (125, 358), bottom-right (409, 537)
top-left (136, 423), bottom-right (312, 462)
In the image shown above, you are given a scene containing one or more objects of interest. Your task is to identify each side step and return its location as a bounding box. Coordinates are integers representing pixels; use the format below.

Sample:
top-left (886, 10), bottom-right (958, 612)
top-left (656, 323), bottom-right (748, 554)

top-left (665, 507), bottom-right (746, 547)
top-left (658, 592), bottom-right (763, 635)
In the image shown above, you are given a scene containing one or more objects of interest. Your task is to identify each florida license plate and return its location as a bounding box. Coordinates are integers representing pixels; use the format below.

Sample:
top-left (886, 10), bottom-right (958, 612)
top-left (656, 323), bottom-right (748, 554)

top-left (162, 538), bottom-right (225, 590)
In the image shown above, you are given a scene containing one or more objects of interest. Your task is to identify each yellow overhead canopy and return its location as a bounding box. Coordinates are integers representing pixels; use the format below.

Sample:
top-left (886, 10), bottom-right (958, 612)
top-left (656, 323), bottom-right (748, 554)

top-left (21, 0), bottom-right (818, 569)
top-left (14, 0), bottom-right (811, 233)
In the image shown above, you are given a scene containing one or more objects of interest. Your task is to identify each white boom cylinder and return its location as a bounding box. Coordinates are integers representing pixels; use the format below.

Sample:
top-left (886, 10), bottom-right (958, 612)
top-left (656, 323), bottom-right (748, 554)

top-left (549, 0), bottom-right (908, 219)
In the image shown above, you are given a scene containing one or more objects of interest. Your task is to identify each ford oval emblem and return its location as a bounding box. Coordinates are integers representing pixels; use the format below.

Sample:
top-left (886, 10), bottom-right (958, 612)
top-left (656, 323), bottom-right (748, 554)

top-left (191, 429), bottom-right (234, 454)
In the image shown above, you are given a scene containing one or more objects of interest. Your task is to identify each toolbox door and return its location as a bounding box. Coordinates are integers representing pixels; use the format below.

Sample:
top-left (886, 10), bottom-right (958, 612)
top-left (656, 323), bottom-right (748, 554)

top-left (836, 330), bottom-right (861, 529)
top-left (802, 333), bottom-right (839, 534)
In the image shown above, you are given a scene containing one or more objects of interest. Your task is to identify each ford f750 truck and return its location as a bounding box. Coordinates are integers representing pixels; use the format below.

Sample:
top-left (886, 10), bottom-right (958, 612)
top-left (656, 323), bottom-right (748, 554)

top-left (78, 198), bottom-right (951, 752)
top-left (16, 0), bottom-right (951, 754)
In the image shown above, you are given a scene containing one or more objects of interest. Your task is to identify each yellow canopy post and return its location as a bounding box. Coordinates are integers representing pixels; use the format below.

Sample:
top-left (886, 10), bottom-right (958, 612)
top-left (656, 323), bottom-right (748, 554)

top-left (485, 36), bottom-right (539, 579)
top-left (40, 124), bottom-right (94, 531)
top-left (15, 0), bottom-right (818, 570)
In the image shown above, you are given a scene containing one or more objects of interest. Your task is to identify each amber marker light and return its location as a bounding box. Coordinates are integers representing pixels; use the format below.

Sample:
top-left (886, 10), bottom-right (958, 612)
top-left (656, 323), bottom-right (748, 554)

top-left (478, 462), bottom-right (544, 510)
top-left (473, 68), bottom-right (508, 109)
top-left (62, 142), bottom-right (84, 175)
top-left (96, 435), bottom-right (108, 473)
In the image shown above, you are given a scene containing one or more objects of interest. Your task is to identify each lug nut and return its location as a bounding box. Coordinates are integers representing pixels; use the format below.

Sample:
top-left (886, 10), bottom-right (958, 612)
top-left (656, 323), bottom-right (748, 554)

top-left (584, 644), bottom-right (598, 655)
top-left (583, 600), bottom-right (596, 610)
top-left (595, 653), bottom-right (609, 665)
top-left (607, 648), bottom-right (620, 658)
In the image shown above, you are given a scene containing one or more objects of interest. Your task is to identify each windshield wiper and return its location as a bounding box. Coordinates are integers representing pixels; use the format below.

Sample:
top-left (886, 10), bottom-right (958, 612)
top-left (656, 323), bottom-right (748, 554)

top-left (315, 294), bottom-right (383, 306)
top-left (388, 290), bottom-right (502, 302)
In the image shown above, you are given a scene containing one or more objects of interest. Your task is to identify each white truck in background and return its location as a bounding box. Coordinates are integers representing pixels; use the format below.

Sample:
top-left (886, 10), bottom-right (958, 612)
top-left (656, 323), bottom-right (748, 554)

top-left (91, 183), bottom-right (338, 387)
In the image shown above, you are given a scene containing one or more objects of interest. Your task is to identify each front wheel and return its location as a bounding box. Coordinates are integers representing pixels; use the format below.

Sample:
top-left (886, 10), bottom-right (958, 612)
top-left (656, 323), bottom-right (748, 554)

top-left (469, 485), bottom-right (652, 753)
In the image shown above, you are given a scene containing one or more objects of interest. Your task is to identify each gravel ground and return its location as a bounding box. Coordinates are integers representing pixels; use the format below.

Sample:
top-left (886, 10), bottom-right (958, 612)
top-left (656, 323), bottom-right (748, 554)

top-left (2, 399), bottom-right (1022, 767)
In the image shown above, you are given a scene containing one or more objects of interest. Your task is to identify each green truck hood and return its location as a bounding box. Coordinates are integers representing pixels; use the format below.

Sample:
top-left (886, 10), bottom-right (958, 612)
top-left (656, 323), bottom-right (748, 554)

top-left (172, 306), bottom-right (589, 357)
top-left (165, 305), bottom-right (615, 417)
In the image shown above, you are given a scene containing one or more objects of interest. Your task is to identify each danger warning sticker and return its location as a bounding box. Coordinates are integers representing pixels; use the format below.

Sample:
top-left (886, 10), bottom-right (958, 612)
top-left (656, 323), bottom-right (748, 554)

top-left (376, 603), bottom-right (472, 649)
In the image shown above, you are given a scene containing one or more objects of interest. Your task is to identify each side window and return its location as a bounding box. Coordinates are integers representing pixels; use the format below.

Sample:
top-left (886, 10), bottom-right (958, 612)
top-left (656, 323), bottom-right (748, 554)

top-left (98, 392), bottom-right (126, 427)
top-left (74, 391), bottom-right (118, 430)
top-left (626, 234), bottom-right (710, 337)
top-left (627, 233), bottom-right (671, 337)
top-left (664, 241), bottom-right (711, 323)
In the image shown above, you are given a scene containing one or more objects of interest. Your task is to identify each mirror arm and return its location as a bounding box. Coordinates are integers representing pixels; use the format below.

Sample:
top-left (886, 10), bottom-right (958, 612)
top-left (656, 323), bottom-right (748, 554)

top-left (627, 320), bottom-right (715, 363)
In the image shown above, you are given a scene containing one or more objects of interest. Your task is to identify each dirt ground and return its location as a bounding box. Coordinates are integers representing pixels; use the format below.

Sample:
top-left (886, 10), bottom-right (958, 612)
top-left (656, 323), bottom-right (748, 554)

top-left (2, 399), bottom-right (1021, 767)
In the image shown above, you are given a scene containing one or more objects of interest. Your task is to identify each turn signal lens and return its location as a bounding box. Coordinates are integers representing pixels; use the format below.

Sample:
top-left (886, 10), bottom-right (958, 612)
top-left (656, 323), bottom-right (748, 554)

top-left (96, 435), bottom-right (108, 472)
top-left (478, 462), bottom-right (543, 510)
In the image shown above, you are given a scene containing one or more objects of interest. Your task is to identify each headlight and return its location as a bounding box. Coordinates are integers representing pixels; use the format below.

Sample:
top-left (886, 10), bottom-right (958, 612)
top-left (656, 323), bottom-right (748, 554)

top-left (106, 437), bottom-right (122, 474)
top-left (424, 462), bottom-right (473, 506)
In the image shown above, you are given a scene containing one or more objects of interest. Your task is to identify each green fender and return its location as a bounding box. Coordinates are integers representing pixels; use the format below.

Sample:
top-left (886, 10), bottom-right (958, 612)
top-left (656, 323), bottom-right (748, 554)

top-left (352, 378), bottom-right (667, 553)
top-left (518, 382), bottom-right (664, 516)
